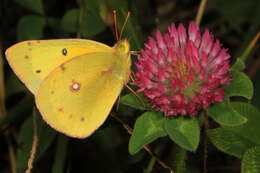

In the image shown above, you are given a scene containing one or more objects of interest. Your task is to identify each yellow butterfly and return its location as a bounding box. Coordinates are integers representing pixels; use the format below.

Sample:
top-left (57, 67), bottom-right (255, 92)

top-left (5, 13), bottom-right (132, 138)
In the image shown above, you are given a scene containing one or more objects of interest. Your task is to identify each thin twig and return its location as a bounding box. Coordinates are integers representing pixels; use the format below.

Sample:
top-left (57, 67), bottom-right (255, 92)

top-left (195, 0), bottom-right (207, 25)
top-left (247, 57), bottom-right (260, 78)
top-left (116, 95), bottom-right (121, 111)
top-left (110, 113), bottom-right (174, 173)
top-left (248, 31), bottom-right (260, 49)
top-left (5, 133), bottom-right (16, 173)
top-left (0, 41), bottom-right (16, 173)
top-left (203, 112), bottom-right (209, 173)
top-left (241, 31), bottom-right (260, 62)
top-left (0, 42), bottom-right (6, 122)
top-left (25, 108), bottom-right (38, 173)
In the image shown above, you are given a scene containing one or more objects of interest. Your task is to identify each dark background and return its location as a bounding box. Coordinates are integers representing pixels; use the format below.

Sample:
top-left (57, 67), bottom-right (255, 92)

top-left (0, 0), bottom-right (260, 172)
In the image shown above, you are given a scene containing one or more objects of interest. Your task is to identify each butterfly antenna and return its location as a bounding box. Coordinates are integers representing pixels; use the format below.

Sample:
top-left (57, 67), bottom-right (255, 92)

top-left (119, 12), bottom-right (130, 40)
top-left (113, 10), bottom-right (119, 41)
top-left (124, 84), bottom-right (146, 108)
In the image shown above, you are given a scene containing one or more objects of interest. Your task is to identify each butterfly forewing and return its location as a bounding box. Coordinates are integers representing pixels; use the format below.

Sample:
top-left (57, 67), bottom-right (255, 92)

top-left (5, 39), bottom-right (112, 94)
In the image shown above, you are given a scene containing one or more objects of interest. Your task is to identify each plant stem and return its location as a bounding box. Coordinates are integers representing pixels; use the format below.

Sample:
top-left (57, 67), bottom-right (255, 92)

top-left (175, 147), bottom-right (186, 173)
top-left (110, 113), bottom-right (174, 173)
top-left (145, 148), bottom-right (158, 173)
top-left (203, 112), bottom-right (209, 173)
top-left (26, 108), bottom-right (38, 173)
top-left (195, 0), bottom-right (207, 25)
top-left (0, 41), bottom-right (16, 173)
top-left (77, 0), bottom-right (84, 38)
top-left (240, 31), bottom-right (260, 62)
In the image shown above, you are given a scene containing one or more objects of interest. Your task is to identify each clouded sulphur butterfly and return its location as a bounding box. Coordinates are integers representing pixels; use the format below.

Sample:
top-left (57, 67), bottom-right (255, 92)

top-left (5, 27), bottom-right (131, 138)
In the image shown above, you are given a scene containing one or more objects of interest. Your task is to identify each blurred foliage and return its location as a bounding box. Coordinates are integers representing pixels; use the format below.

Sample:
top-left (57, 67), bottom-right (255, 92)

top-left (0, 0), bottom-right (260, 173)
top-left (208, 102), bottom-right (260, 173)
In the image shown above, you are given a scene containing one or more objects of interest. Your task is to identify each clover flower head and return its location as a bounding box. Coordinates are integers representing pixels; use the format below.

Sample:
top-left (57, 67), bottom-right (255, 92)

top-left (134, 21), bottom-right (231, 116)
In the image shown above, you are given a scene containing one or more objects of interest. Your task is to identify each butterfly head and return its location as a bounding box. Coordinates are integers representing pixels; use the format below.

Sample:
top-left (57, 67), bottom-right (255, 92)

top-left (114, 39), bottom-right (130, 55)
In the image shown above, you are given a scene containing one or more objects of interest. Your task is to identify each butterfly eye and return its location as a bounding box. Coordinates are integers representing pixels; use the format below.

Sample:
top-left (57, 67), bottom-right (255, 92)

top-left (62, 48), bottom-right (67, 56)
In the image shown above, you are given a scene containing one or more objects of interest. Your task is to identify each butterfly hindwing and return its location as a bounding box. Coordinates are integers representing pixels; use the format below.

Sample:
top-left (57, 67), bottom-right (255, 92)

top-left (35, 52), bottom-right (128, 138)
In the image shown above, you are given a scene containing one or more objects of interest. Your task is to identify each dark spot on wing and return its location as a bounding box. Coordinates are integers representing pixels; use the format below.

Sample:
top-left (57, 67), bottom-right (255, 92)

top-left (62, 48), bottom-right (67, 56)
top-left (70, 82), bottom-right (80, 92)
top-left (36, 70), bottom-right (41, 73)
top-left (80, 117), bottom-right (85, 122)
top-left (58, 108), bottom-right (63, 112)
top-left (25, 55), bottom-right (29, 59)
top-left (27, 42), bottom-right (31, 46)
top-left (51, 90), bottom-right (54, 94)
top-left (60, 64), bottom-right (66, 71)
top-left (69, 114), bottom-right (72, 118)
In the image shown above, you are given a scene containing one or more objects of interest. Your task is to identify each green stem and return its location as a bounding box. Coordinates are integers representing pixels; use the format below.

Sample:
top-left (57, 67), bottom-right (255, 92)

top-left (51, 134), bottom-right (69, 173)
top-left (175, 147), bottom-right (186, 173)
top-left (145, 156), bottom-right (156, 173)
top-left (77, 0), bottom-right (85, 38)
top-left (144, 142), bottom-right (165, 173)
top-left (203, 112), bottom-right (209, 173)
